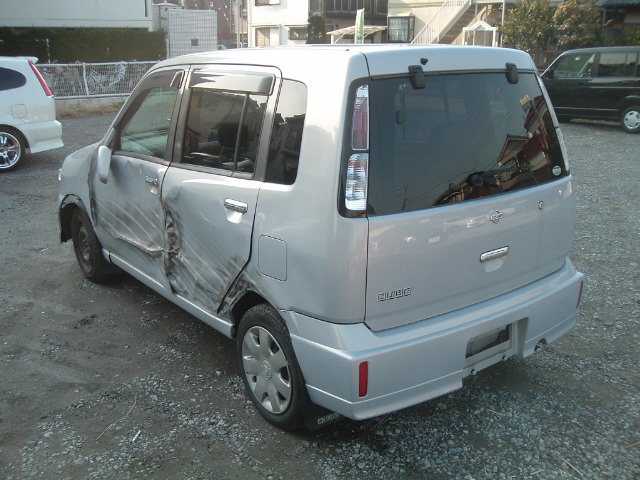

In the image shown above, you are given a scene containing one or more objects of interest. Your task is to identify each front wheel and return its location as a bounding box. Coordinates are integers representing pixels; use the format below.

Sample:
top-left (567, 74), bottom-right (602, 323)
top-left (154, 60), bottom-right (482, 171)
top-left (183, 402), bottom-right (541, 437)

top-left (620, 105), bottom-right (640, 133)
top-left (70, 209), bottom-right (113, 283)
top-left (0, 128), bottom-right (26, 172)
top-left (237, 304), bottom-right (306, 430)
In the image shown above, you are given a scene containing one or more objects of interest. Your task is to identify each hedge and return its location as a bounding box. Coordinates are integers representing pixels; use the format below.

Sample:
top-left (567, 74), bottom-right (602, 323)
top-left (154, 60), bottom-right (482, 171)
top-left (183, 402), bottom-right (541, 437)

top-left (0, 28), bottom-right (166, 63)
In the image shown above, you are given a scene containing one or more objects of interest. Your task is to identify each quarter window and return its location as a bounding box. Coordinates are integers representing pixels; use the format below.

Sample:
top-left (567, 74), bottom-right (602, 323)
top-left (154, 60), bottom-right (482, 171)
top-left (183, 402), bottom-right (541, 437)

top-left (0, 67), bottom-right (27, 91)
top-left (266, 79), bottom-right (308, 185)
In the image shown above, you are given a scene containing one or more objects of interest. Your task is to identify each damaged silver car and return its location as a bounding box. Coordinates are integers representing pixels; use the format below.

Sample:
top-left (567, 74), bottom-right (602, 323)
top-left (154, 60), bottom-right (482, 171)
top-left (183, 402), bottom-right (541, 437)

top-left (58, 45), bottom-right (584, 430)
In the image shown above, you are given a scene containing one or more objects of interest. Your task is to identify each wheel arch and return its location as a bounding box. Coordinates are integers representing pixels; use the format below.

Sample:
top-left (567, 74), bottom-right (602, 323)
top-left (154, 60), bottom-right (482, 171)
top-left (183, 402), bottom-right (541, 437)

top-left (229, 290), bottom-right (271, 337)
top-left (617, 95), bottom-right (640, 112)
top-left (59, 195), bottom-right (90, 243)
top-left (0, 124), bottom-right (29, 149)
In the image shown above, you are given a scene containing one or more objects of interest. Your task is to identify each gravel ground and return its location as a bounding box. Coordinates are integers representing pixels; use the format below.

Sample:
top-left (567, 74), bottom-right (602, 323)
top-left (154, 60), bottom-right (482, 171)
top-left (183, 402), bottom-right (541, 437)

top-left (1, 116), bottom-right (638, 479)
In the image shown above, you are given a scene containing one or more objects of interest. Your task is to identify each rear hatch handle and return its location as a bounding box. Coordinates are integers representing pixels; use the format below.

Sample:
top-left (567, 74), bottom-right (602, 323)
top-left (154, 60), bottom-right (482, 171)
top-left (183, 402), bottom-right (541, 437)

top-left (480, 246), bottom-right (510, 263)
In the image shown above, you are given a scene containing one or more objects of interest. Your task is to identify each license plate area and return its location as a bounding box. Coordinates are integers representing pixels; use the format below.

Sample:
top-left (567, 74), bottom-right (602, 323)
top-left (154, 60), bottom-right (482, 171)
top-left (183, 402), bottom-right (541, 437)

top-left (465, 324), bottom-right (512, 366)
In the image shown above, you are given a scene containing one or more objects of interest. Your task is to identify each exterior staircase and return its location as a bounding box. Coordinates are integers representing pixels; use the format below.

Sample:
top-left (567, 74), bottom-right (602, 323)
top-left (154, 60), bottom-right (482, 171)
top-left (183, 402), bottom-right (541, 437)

top-left (411, 0), bottom-right (473, 45)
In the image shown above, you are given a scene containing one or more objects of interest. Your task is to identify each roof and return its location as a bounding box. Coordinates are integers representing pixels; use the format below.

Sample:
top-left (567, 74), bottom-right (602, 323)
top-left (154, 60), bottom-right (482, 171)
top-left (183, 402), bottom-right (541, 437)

top-left (597, 0), bottom-right (640, 5)
top-left (153, 44), bottom-right (535, 81)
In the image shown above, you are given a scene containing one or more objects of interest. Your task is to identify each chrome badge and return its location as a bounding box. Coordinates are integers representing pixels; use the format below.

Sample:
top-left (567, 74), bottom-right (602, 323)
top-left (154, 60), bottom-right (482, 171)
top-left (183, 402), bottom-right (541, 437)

top-left (489, 210), bottom-right (503, 224)
top-left (378, 288), bottom-right (412, 302)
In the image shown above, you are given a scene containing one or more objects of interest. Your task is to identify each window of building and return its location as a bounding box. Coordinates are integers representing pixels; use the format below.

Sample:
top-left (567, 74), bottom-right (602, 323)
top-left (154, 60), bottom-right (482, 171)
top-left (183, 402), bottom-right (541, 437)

top-left (289, 28), bottom-right (308, 40)
top-left (388, 16), bottom-right (414, 43)
top-left (256, 28), bottom-right (271, 46)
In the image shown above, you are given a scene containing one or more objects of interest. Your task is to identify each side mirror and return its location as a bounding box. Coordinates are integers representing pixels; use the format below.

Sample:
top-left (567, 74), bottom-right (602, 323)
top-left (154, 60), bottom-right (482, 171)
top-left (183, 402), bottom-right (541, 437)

top-left (544, 68), bottom-right (554, 80)
top-left (97, 145), bottom-right (112, 184)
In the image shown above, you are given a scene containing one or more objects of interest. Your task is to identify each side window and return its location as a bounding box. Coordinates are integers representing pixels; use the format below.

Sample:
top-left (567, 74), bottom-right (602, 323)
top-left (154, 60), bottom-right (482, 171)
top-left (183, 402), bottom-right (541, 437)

top-left (265, 79), bottom-right (308, 185)
top-left (182, 89), bottom-right (267, 174)
top-left (0, 67), bottom-right (27, 91)
top-left (597, 52), bottom-right (637, 77)
top-left (119, 87), bottom-right (179, 158)
top-left (553, 53), bottom-right (596, 78)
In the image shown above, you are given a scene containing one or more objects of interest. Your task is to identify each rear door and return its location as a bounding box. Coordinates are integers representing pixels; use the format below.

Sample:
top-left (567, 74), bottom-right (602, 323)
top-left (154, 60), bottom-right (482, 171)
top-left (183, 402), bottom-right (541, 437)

top-left (364, 71), bottom-right (575, 331)
top-left (589, 50), bottom-right (640, 115)
top-left (160, 67), bottom-right (277, 311)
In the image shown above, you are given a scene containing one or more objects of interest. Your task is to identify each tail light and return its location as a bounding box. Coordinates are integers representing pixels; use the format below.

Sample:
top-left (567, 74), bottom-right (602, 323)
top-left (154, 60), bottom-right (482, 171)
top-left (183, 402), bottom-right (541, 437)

top-left (345, 153), bottom-right (368, 211)
top-left (344, 84), bottom-right (369, 213)
top-left (29, 60), bottom-right (53, 97)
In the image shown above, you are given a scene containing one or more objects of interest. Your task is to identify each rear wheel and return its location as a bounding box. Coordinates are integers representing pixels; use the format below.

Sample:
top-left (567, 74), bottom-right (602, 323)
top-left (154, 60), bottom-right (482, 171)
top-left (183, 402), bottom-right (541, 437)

top-left (620, 105), bottom-right (640, 133)
top-left (70, 209), bottom-right (113, 282)
top-left (237, 304), bottom-right (306, 430)
top-left (0, 128), bottom-right (26, 172)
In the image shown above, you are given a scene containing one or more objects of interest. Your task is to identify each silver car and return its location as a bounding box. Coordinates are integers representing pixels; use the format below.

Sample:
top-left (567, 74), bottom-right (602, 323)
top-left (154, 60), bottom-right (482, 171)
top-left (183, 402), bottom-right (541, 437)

top-left (58, 45), bottom-right (585, 430)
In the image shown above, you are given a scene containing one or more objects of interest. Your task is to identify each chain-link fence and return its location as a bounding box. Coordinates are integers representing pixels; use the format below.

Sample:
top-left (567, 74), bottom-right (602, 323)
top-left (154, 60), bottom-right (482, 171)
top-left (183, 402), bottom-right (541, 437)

top-left (39, 61), bottom-right (156, 99)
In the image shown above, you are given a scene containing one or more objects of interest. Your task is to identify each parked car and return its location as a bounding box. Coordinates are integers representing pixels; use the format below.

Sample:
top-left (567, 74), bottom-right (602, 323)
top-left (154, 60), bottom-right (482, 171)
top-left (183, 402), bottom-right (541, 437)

top-left (58, 45), bottom-right (584, 430)
top-left (0, 56), bottom-right (63, 172)
top-left (542, 46), bottom-right (640, 133)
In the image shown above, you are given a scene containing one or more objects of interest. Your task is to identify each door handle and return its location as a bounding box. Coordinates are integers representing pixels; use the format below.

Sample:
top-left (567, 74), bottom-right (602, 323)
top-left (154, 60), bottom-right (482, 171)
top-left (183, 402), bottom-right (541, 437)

top-left (224, 199), bottom-right (248, 214)
top-left (480, 246), bottom-right (509, 263)
top-left (145, 176), bottom-right (158, 187)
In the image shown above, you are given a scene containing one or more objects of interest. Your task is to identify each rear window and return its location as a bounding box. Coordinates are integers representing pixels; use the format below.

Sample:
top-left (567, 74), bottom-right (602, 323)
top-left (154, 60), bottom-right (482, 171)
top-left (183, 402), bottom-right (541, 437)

top-left (367, 72), bottom-right (566, 216)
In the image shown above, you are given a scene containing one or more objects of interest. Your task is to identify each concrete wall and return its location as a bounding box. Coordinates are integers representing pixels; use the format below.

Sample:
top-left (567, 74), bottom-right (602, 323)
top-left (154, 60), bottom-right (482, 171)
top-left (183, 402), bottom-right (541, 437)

top-left (1, 0), bottom-right (154, 31)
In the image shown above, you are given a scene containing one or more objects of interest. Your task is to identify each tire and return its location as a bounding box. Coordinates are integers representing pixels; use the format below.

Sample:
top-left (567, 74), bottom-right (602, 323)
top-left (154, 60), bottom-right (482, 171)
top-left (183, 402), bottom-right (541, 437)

top-left (0, 128), bottom-right (26, 172)
top-left (620, 105), bottom-right (640, 133)
top-left (237, 304), bottom-right (306, 430)
top-left (70, 209), bottom-right (113, 283)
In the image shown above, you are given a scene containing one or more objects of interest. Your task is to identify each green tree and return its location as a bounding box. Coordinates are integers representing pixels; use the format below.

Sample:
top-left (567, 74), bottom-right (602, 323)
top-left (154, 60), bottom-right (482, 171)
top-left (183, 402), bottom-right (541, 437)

top-left (499, 0), bottom-right (556, 54)
top-left (553, 0), bottom-right (602, 49)
top-left (307, 15), bottom-right (327, 44)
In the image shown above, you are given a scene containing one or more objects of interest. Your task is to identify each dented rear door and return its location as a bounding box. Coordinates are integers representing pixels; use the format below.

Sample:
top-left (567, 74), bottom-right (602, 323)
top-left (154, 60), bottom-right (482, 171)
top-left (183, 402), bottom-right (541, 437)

top-left (160, 67), bottom-right (277, 312)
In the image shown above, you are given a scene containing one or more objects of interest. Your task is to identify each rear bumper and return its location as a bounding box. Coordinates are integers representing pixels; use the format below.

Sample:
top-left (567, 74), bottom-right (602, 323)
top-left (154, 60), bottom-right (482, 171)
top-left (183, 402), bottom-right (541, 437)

top-left (285, 258), bottom-right (584, 420)
top-left (19, 120), bottom-right (63, 153)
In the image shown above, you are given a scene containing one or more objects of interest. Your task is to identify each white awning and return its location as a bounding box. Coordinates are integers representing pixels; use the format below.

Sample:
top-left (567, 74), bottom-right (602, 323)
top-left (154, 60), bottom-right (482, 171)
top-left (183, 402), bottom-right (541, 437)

top-left (327, 25), bottom-right (387, 44)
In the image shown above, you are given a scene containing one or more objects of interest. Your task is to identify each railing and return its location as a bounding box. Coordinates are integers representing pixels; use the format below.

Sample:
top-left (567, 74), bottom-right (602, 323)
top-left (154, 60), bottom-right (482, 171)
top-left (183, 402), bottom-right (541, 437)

top-left (411, 0), bottom-right (472, 44)
top-left (38, 61), bottom-right (156, 99)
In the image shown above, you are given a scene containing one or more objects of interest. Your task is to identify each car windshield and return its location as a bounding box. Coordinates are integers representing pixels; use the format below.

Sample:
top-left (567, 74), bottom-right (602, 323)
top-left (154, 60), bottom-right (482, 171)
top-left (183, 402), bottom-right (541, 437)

top-left (367, 72), bottom-right (566, 215)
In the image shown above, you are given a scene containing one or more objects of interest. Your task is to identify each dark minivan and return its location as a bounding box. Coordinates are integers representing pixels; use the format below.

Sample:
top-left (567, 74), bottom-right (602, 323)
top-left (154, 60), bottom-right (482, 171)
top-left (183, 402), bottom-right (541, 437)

top-left (542, 46), bottom-right (640, 133)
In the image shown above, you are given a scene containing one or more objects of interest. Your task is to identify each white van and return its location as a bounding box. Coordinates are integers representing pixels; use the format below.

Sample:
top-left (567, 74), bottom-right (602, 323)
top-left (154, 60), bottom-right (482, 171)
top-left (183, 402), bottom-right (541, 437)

top-left (58, 45), bottom-right (584, 429)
